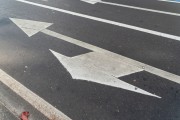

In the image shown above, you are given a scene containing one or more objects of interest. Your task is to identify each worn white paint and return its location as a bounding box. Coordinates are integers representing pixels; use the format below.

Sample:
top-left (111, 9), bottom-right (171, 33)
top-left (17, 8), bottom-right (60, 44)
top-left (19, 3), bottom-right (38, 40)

top-left (10, 18), bottom-right (53, 37)
top-left (81, 0), bottom-right (101, 4)
top-left (42, 29), bottom-right (180, 85)
top-left (0, 69), bottom-right (71, 120)
top-left (54, 51), bottom-right (143, 78)
top-left (50, 50), bottom-right (160, 98)
top-left (81, 0), bottom-right (180, 16)
top-left (158, 0), bottom-right (180, 3)
top-left (16, 0), bottom-right (180, 41)
top-left (10, 18), bottom-right (180, 85)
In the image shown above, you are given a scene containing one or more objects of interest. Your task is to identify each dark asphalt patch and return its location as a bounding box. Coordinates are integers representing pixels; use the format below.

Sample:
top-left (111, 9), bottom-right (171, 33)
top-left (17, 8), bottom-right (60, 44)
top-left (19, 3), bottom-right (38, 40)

top-left (120, 71), bottom-right (180, 120)
top-left (0, 0), bottom-right (180, 120)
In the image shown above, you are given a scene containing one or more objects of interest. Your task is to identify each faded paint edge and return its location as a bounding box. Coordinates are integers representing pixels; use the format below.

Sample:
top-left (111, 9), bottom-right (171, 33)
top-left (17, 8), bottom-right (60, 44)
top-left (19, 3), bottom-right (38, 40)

top-left (0, 69), bottom-right (71, 120)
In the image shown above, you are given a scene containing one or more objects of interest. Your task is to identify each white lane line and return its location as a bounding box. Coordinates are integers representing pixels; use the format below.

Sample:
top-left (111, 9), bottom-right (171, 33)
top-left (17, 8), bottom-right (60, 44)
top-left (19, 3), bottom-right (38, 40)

top-left (100, 1), bottom-right (180, 16)
top-left (81, 0), bottom-right (180, 16)
top-left (42, 29), bottom-right (180, 84)
top-left (158, 0), bottom-right (180, 3)
top-left (0, 69), bottom-right (72, 120)
top-left (16, 0), bottom-right (180, 42)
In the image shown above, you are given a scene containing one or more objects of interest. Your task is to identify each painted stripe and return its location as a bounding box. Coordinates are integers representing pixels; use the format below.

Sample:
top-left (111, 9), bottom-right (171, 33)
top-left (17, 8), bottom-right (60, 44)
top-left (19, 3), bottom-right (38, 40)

top-left (10, 18), bottom-right (53, 37)
top-left (83, 0), bottom-right (180, 16)
top-left (158, 0), bottom-right (180, 3)
top-left (0, 69), bottom-right (71, 120)
top-left (100, 1), bottom-right (180, 16)
top-left (81, 0), bottom-right (98, 4)
top-left (16, 0), bottom-right (180, 42)
top-left (42, 29), bottom-right (180, 84)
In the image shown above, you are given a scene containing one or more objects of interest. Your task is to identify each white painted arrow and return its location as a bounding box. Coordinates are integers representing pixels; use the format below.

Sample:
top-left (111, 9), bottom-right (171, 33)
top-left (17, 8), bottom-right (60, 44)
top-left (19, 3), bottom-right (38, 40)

top-left (10, 18), bottom-right (53, 37)
top-left (50, 50), bottom-right (161, 98)
top-left (80, 0), bottom-right (180, 17)
top-left (9, 18), bottom-right (180, 98)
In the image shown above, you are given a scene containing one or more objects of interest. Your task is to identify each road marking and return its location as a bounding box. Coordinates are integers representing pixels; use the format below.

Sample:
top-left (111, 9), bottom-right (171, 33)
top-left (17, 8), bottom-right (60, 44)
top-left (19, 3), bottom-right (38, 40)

top-left (0, 69), bottom-right (72, 120)
top-left (81, 0), bottom-right (180, 16)
top-left (10, 18), bottom-right (180, 85)
top-left (50, 50), bottom-right (161, 98)
top-left (10, 18), bottom-right (53, 37)
top-left (81, 0), bottom-right (101, 4)
top-left (42, 29), bottom-right (180, 85)
top-left (158, 0), bottom-right (180, 3)
top-left (16, 0), bottom-right (180, 41)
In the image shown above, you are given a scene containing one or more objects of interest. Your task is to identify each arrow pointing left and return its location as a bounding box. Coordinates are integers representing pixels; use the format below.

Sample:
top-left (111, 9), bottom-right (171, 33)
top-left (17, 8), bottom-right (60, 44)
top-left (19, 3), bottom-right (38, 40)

top-left (50, 50), bottom-right (161, 98)
top-left (9, 18), bottom-right (164, 98)
top-left (10, 18), bottom-right (53, 37)
top-left (9, 18), bottom-right (180, 86)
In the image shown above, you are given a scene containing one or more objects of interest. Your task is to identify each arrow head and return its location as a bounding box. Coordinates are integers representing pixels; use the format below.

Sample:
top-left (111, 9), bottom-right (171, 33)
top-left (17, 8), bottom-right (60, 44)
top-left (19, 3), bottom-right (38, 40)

top-left (10, 18), bottom-right (53, 37)
top-left (50, 50), bottom-right (161, 98)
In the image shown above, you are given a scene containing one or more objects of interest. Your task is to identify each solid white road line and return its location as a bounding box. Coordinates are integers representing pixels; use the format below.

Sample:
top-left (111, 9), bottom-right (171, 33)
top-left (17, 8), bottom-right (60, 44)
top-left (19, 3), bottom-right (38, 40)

top-left (81, 0), bottom-right (180, 16)
top-left (158, 0), bottom-right (180, 4)
top-left (0, 69), bottom-right (71, 120)
top-left (16, 0), bottom-right (180, 42)
top-left (101, 1), bottom-right (180, 16)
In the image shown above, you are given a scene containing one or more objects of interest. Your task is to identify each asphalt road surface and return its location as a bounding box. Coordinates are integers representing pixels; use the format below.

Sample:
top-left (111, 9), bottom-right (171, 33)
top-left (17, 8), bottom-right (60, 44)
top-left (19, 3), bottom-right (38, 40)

top-left (0, 0), bottom-right (180, 120)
